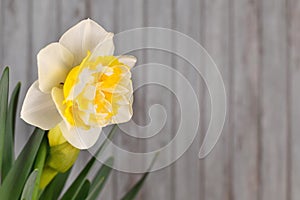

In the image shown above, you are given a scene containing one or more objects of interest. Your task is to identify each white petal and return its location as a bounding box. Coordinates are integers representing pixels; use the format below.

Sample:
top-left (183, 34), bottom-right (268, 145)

top-left (59, 19), bottom-right (110, 65)
top-left (89, 33), bottom-right (115, 61)
top-left (38, 42), bottom-right (74, 93)
top-left (21, 81), bottom-right (62, 130)
top-left (59, 121), bottom-right (102, 149)
top-left (117, 55), bottom-right (137, 68)
top-left (112, 104), bottom-right (133, 124)
top-left (51, 87), bottom-right (67, 120)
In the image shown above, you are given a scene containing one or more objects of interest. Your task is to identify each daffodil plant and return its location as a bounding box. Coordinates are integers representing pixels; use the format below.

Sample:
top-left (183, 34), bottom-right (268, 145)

top-left (0, 19), bottom-right (148, 200)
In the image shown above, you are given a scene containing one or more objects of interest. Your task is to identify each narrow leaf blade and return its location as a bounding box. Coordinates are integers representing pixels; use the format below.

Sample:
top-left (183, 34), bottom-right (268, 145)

top-left (2, 82), bottom-right (21, 179)
top-left (86, 157), bottom-right (114, 200)
top-left (20, 170), bottom-right (38, 200)
top-left (0, 67), bottom-right (9, 182)
top-left (61, 125), bottom-right (117, 200)
top-left (60, 156), bottom-right (94, 200)
top-left (121, 173), bottom-right (149, 200)
top-left (39, 169), bottom-right (72, 200)
top-left (74, 180), bottom-right (90, 200)
top-left (32, 137), bottom-right (48, 200)
top-left (0, 128), bottom-right (44, 200)
top-left (121, 153), bottom-right (158, 200)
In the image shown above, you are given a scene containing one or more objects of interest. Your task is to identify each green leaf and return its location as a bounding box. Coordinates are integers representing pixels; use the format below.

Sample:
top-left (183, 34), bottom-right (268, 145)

top-left (39, 169), bottom-right (72, 200)
top-left (0, 128), bottom-right (44, 200)
top-left (7, 82), bottom-right (21, 142)
top-left (0, 67), bottom-right (9, 182)
top-left (121, 153), bottom-right (158, 200)
top-left (121, 172), bottom-right (149, 200)
top-left (86, 157), bottom-right (114, 200)
top-left (61, 125), bottom-right (117, 200)
top-left (74, 179), bottom-right (90, 200)
top-left (3, 82), bottom-right (21, 178)
top-left (32, 137), bottom-right (48, 200)
top-left (20, 169), bottom-right (38, 200)
top-left (60, 156), bottom-right (95, 200)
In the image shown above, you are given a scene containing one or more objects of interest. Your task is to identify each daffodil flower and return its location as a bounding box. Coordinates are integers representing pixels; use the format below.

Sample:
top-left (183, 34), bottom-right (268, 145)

top-left (21, 19), bottom-right (136, 149)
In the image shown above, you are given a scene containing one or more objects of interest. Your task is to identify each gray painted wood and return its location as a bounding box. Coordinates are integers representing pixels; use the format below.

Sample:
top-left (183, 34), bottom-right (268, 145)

top-left (232, 0), bottom-right (260, 199)
top-left (0, 0), bottom-right (297, 199)
top-left (115, 1), bottom-right (147, 199)
top-left (288, 1), bottom-right (300, 200)
top-left (105, 0), bottom-right (146, 199)
top-left (260, 0), bottom-right (288, 199)
top-left (142, 1), bottom-right (174, 200)
top-left (173, 0), bottom-right (204, 199)
top-left (1, 0), bottom-right (32, 156)
top-left (202, 0), bottom-right (231, 200)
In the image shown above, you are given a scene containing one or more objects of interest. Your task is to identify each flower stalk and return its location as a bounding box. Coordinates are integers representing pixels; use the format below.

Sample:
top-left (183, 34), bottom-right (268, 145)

top-left (32, 137), bottom-right (47, 200)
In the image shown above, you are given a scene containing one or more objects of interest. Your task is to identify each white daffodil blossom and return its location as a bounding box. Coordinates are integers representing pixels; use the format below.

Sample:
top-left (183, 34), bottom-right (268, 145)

top-left (21, 19), bottom-right (136, 149)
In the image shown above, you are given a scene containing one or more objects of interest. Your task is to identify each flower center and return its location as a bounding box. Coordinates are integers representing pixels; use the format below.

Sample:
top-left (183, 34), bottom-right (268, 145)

top-left (62, 52), bottom-right (130, 128)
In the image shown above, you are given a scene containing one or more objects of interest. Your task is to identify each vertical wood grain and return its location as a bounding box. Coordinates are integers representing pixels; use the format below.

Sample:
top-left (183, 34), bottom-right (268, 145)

top-left (90, 0), bottom-right (115, 31)
top-left (32, 0), bottom-right (60, 68)
top-left (232, 0), bottom-right (260, 199)
top-left (202, 0), bottom-right (231, 200)
top-left (0, 0), bottom-right (298, 199)
top-left (112, 0), bottom-right (146, 199)
top-left (173, 0), bottom-right (204, 199)
top-left (1, 0), bottom-right (32, 155)
top-left (60, 0), bottom-right (87, 35)
top-left (287, 0), bottom-right (300, 199)
top-left (142, 0), bottom-right (174, 200)
top-left (259, 0), bottom-right (288, 199)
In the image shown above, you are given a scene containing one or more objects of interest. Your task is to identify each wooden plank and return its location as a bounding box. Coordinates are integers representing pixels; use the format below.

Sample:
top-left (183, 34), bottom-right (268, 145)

top-left (1, 0), bottom-right (32, 155)
top-left (172, 0), bottom-right (204, 199)
top-left (60, 0), bottom-right (87, 34)
top-left (232, 0), bottom-right (260, 199)
top-left (32, 0), bottom-right (60, 72)
top-left (287, 0), bottom-right (300, 199)
top-left (202, 0), bottom-right (231, 200)
top-left (259, 0), bottom-right (288, 199)
top-left (141, 0), bottom-right (175, 200)
top-left (90, 0), bottom-right (115, 31)
top-left (109, 0), bottom-right (146, 199)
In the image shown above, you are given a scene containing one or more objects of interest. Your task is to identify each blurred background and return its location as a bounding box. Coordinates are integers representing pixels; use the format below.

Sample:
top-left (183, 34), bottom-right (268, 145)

top-left (0, 0), bottom-right (299, 199)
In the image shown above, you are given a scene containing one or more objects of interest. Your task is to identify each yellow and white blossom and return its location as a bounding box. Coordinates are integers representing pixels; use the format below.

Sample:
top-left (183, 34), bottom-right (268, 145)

top-left (21, 19), bottom-right (136, 149)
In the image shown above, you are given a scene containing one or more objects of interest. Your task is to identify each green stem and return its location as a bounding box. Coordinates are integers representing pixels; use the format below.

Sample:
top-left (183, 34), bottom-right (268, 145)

top-left (32, 137), bottom-right (48, 200)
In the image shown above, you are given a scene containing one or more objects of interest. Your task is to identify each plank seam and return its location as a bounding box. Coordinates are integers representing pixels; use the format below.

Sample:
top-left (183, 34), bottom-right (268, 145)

top-left (285, 0), bottom-right (292, 199)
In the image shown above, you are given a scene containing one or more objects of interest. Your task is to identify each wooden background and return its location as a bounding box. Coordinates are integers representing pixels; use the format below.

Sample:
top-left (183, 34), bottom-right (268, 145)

top-left (0, 0), bottom-right (299, 199)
